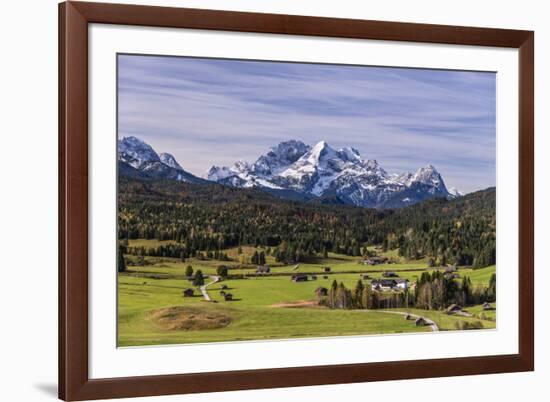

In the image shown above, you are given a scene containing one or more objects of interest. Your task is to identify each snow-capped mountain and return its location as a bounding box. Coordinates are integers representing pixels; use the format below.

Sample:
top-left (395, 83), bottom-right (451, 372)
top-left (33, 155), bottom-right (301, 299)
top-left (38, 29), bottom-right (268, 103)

top-left (118, 136), bottom-right (161, 169)
top-left (207, 140), bottom-right (459, 208)
top-left (206, 140), bottom-right (313, 189)
top-left (448, 187), bottom-right (464, 198)
top-left (251, 140), bottom-right (312, 176)
top-left (117, 136), bottom-right (461, 208)
top-left (159, 152), bottom-right (183, 171)
top-left (118, 136), bottom-right (203, 184)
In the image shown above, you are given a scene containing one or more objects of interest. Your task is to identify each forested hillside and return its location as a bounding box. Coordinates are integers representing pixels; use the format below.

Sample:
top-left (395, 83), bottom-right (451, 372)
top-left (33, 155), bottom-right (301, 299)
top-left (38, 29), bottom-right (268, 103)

top-left (118, 176), bottom-right (495, 268)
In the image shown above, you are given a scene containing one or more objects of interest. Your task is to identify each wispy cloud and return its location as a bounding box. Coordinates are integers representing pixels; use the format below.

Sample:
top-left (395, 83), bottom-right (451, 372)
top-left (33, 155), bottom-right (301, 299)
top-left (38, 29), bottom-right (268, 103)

top-left (118, 54), bottom-right (496, 193)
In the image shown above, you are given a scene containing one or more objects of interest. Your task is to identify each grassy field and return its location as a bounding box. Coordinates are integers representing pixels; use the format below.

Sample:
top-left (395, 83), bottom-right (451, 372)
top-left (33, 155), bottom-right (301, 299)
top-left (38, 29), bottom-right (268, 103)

top-left (466, 303), bottom-right (497, 321)
top-left (389, 307), bottom-right (496, 331)
top-left (118, 275), bottom-right (432, 346)
top-left (118, 241), bottom-right (497, 346)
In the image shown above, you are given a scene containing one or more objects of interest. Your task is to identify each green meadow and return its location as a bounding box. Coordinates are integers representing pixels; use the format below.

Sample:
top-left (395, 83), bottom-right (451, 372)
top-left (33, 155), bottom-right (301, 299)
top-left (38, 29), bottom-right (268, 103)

top-left (118, 241), bottom-right (497, 346)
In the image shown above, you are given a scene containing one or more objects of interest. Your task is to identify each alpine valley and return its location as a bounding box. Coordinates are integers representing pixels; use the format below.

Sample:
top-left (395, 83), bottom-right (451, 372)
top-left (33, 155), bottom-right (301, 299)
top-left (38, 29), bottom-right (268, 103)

top-left (116, 56), bottom-right (497, 347)
top-left (118, 136), bottom-right (463, 209)
top-left (117, 135), bottom-right (497, 347)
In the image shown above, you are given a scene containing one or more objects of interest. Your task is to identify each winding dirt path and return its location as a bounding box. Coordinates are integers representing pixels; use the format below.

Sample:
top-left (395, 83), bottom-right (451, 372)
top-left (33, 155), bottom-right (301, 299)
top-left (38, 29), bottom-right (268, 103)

top-left (199, 275), bottom-right (220, 301)
top-left (376, 310), bottom-right (439, 332)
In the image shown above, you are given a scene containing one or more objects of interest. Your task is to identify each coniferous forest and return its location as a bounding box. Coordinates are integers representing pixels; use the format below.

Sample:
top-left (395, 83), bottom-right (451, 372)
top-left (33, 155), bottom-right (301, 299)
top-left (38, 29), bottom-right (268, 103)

top-left (117, 175), bottom-right (495, 269)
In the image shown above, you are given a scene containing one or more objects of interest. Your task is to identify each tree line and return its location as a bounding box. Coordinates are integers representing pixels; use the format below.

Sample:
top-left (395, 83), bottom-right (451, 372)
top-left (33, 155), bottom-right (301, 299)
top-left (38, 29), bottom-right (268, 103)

top-left (322, 280), bottom-right (410, 310)
top-left (117, 176), bottom-right (496, 268)
top-left (320, 272), bottom-right (496, 311)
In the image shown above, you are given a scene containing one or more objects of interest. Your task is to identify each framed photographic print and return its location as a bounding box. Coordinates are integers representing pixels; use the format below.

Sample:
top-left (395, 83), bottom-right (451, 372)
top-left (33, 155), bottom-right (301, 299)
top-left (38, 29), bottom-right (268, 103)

top-left (59, 1), bottom-right (534, 400)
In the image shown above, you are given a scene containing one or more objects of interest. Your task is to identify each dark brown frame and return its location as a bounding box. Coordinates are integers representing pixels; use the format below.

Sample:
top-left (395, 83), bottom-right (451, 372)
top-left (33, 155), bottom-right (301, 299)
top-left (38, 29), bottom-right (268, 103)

top-left (59, 1), bottom-right (534, 400)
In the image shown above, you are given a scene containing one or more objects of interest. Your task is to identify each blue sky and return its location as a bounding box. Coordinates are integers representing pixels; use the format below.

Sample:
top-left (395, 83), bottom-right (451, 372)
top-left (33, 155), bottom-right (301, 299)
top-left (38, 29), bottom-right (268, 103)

top-left (118, 54), bottom-right (496, 193)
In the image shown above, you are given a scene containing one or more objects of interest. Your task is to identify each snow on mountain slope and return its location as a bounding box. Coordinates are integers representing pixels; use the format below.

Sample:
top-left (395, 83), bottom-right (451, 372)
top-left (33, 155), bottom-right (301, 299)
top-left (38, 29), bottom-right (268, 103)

top-left (251, 140), bottom-right (311, 177)
top-left (159, 152), bottom-right (183, 171)
top-left (207, 140), bottom-right (458, 208)
top-left (118, 136), bottom-right (160, 169)
top-left (118, 136), bottom-right (202, 184)
top-left (448, 187), bottom-right (464, 198)
top-left (117, 136), bottom-right (461, 208)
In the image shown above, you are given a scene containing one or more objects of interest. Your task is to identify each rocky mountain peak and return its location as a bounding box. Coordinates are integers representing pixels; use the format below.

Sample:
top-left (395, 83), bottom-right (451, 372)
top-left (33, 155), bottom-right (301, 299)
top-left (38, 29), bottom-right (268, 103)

top-left (117, 136), bottom-right (202, 184)
top-left (206, 139), bottom-right (458, 208)
top-left (119, 137), bottom-right (461, 208)
top-left (118, 136), bottom-right (160, 169)
top-left (159, 152), bottom-right (183, 171)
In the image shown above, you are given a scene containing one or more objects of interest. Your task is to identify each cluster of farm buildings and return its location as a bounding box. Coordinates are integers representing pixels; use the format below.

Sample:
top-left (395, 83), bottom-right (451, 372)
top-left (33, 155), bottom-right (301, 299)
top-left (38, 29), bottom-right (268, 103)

top-left (182, 262), bottom-right (476, 304)
top-left (289, 269), bottom-right (411, 291)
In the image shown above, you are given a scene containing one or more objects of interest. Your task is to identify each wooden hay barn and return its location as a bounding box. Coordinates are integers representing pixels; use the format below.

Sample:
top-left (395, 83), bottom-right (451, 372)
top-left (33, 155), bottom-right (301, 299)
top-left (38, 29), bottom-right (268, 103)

top-left (446, 304), bottom-right (463, 314)
top-left (256, 265), bottom-right (270, 274)
top-left (364, 256), bottom-right (389, 265)
top-left (292, 274), bottom-right (308, 282)
top-left (415, 317), bottom-right (428, 326)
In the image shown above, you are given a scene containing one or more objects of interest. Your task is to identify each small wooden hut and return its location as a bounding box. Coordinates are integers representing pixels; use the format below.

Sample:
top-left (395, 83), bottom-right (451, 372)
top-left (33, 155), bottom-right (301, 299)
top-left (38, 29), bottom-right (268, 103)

top-left (415, 317), bottom-right (428, 326)
top-left (256, 265), bottom-right (270, 274)
top-left (446, 304), bottom-right (463, 314)
top-left (292, 274), bottom-right (308, 282)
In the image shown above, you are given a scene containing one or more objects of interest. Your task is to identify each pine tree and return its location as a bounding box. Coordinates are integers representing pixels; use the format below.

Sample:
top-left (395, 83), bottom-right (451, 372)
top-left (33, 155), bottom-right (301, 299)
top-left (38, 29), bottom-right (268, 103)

top-left (327, 280), bottom-right (338, 308)
top-left (216, 265), bottom-right (228, 278)
top-left (192, 270), bottom-right (205, 287)
top-left (487, 273), bottom-right (496, 302)
top-left (461, 276), bottom-right (472, 305)
top-left (354, 280), bottom-right (365, 308)
top-left (252, 250), bottom-right (259, 264)
top-left (117, 245), bottom-right (126, 273)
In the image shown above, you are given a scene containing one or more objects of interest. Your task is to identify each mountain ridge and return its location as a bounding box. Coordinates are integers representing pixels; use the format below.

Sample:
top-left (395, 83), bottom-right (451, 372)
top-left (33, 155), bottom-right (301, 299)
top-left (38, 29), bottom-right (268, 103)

top-left (118, 136), bottom-right (206, 184)
top-left (117, 136), bottom-right (461, 209)
top-left (207, 139), bottom-right (459, 208)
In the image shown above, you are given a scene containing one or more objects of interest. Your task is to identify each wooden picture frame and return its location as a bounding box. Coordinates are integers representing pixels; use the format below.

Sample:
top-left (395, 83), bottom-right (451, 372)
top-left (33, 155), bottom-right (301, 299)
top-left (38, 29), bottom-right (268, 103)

top-left (59, 1), bottom-right (534, 400)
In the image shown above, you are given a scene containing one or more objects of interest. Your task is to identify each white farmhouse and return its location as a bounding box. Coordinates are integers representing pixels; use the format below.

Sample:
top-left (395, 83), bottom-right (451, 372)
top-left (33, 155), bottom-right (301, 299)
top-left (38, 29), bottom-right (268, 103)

top-left (371, 278), bottom-right (409, 291)
top-left (395, 278), bottom-right (409, 290)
